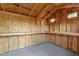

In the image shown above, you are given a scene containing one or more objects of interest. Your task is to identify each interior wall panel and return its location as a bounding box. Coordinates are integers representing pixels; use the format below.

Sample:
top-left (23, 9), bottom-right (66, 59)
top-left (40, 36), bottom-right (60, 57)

top-left (55, 34), bottom-right (61, 46)
top-left (55, 11), bottom-right (60, 32)
top-left (0, 13), bottom-right (9, 33)
top-left (60, 35), bottom-right (68, 49)
top-left (18, 36), bottom-right (26, 49)
top-left (60, 10), bottom-right (67, 32)
top-left (8, 36), bottom-right (18, 51)
top-left (0, 37), bottom-right (9, 53)
top-left (47, 8), bottom-right (79, 53)
top-left (72, 36), bottom-right (78, 52)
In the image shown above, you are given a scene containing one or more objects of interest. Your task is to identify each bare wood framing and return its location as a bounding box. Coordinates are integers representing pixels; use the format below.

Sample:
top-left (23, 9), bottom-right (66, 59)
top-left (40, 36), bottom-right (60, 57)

top-left (1, 3), bottom-right (5, 11)
top-left (44, 4), bottom-right (79, 20)
top-left (29, 4), bottom-right (37, 16)
top-left (37, 4), bottom-right (49, 19)
top-left (18, 3), bottom-right (21, 14)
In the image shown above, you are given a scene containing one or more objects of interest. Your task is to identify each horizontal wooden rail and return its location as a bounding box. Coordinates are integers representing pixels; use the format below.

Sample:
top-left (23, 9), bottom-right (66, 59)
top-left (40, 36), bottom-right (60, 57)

top-left (0, 32), bottom-right (47, 36)
top-left (47, 32), bottom-right (79, 36)
top-left (0, 32), bottom-right (79, 36)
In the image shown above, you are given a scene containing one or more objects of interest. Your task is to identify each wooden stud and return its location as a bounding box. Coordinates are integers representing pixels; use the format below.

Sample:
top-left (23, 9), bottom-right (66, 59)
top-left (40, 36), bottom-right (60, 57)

top-left (18, 3), bottom-right (21, 14)
top-left (0, 37), bottom-right (9, 54)
top-left (8, 36), bottom-right (18, 51)
top-left (72, 36), bottom-right (78, 52)
top-left (29, 4), bottom-right (36, 16)
top-left (1, 3), bottom-right (5, 11)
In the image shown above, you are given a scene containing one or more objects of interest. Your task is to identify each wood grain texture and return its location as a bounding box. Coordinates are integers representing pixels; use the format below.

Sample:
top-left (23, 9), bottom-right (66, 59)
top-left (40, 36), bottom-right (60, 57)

top-left (18, 36), bottom-right (26, 48)
top-left (55, 34), bottom-right (61, 46)
top-left (60, 35), bottom-right (68, 49)
top-left (72, 36), bottom-right (78, 52)
top-left (60, 10), bottom-right (67, 32)
top-left (51, 34), bottom-right (56, 44)
top-left (67, 36), bottom-right (73, 50)
top-left (8, 36), bottom-right (18, 51)
top-left (55, 11), bottom-right (60, 32)
top-left (0, 37), bottom-right (9, 53)
top-left (0, 13), bottom-right (9, 33)
top-left (78, 37), bottom-right (79, 52)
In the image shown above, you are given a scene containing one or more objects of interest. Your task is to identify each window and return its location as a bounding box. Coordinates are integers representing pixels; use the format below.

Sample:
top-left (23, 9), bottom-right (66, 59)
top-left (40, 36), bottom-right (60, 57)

top-left (50, 18), bottom-right (55, 23)
top-left (67, 12), bottom-right (77, 19)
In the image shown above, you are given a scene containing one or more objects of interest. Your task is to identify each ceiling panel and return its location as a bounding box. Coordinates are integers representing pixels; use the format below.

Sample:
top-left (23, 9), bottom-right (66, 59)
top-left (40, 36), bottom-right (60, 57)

top-left (21, 3), bottom-right (34, 10)
top-left (3, 3), bottom-right (19, 13)
top-left (0, 4), bottom-right (3, 10)
top-left (20, 7), bottom-right (30, 16)
top-left (0, 3), bottom-right (77, 20)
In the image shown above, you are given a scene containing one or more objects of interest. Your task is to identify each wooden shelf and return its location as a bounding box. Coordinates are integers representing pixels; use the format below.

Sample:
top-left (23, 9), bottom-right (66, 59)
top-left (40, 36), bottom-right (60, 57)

top-left (0, 32), bottom-right (79, 37)
top-left (48, 32), bottom-right (79, 36)
top-left (0, 32), bottom-right (47, 36)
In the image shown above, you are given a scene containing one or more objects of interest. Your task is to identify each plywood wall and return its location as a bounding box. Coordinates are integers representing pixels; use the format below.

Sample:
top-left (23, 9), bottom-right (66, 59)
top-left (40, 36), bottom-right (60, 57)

top-left (0, 11), bottom-right (48, 54)
top-left (47, 8), bottom-right (79, 53)
top-left (49, 8), bottom-right (79, 33)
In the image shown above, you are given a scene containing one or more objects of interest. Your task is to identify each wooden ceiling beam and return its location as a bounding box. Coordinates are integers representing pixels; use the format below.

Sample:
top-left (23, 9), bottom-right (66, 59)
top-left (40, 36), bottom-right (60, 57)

top-left (1, 3), bottom-right (5, 11)
top-left (37, 4), bottom-right (49, 19)
top-left (43, 4), bottom-right (79, 20)
top-left (18, 3), bottom-right (21, 14)
top-left (58, 4), bottom-right (79, 9)
top-left (29, 4), bottom-right (37, 16)
top-left (21, 5), bottom-right (39, 12)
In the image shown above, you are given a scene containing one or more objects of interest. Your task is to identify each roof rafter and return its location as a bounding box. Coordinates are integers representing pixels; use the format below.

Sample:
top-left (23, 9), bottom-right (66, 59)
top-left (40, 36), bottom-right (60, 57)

top-left (1, 3), bottom-right (5, 11)
top-left (37, 4), bottom-right (49, 19)
top-left (29, 4), bottom-right (37, 16)
top-left (43, 4), bottom-right (79, 20)
top-left (18, 3), bottom-right (21, 14)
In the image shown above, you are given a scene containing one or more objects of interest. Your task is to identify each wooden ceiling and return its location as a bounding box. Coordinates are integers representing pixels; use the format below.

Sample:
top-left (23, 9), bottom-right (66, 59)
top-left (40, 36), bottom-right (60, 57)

top-left (0, 3), bottom-right (79, 20)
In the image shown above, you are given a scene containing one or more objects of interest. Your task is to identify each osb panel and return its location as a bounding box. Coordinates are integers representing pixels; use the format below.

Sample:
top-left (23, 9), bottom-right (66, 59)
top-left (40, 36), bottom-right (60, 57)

top-left (40, 34), bottom-right (47, 42)
top-left (36, 34), bottom-right (46, 44)
top-left (55, 11), bottom-right (60, 32)
top-left (0, 13), bottom-right (9, 33)
top-left (78, 37), bottom-right (79, 52)
top-left (55, 34), bottom-right (61, 45)
top-left (31, 35), bottom-right (37, 45)
top-left (8, 36), bottom-right (18, 51)
top-left (31, 19), bottom-right (36, 32)
top-left (9, 15), bottom-right (19, 32)
top-left (40, 19), bottom-right (47, 32)
top-left (66, 23), bottom-right (71, 32)
top-left (66, 13), bottom-right (78, 33)
top-left (46, 34), bottom-right (51, 42)
top-left (60, 35), bottom-right (68, 49)
top-left (34, 20), bottom-right (38, 32)
top-left (37, 20), bottom-right (41, 32)
top-left (25, 19), bottom-right (30, 33)
top-left (31, 35), bottom-right (43, 45)
top-left (9, 15), bottom-right (26, 32)
top-left (25, 35), bottom-right (32, 46)
top-left (72, 36), bottom-right (78, 52)
top-left (26, 19), bottom-right (32, 33)
top-left (18, 36), bottom-right (26, 48)
top-left (71, 19), bottom-right (78, 33)
top-left (60, 10), bottom-right (67, 32)
top-left (15, 16), bottom-right (26, 32)
top-left (0, 37), bottom-right (9, 54)
top-left (50, 34), bottom-right (56, 44)
top-left (25, 35), bottom-right (30, 47)
top-left (67, 36), bottom-right (73, 50)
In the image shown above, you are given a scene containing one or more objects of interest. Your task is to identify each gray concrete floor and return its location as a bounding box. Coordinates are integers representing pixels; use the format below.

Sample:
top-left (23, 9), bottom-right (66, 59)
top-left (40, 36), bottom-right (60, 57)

top-left (0, 43), bottom-right (79, 56)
